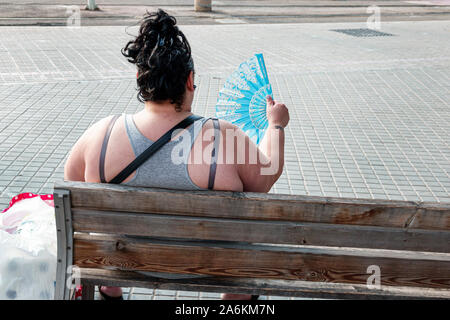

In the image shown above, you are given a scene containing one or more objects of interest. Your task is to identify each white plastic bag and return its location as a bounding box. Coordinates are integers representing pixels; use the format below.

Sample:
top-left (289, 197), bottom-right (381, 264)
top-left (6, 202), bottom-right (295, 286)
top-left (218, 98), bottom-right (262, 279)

top-left (0, 195), bottom-right (57, 300)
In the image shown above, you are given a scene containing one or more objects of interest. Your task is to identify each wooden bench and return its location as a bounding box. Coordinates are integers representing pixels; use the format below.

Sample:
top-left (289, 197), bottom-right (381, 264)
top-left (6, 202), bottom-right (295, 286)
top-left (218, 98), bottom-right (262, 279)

top-left (53, 181), bottom-right (450, 300)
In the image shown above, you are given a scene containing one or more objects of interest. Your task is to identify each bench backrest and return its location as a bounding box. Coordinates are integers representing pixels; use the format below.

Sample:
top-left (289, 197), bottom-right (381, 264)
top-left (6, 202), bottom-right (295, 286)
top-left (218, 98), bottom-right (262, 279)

top-left (54, 181), bottom-right (450, 299)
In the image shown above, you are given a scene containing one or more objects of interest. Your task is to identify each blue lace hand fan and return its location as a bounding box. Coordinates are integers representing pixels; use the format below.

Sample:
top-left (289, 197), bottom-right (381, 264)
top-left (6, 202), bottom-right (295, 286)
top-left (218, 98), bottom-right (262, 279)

top-left (215, 53), bottom-right (272, 145)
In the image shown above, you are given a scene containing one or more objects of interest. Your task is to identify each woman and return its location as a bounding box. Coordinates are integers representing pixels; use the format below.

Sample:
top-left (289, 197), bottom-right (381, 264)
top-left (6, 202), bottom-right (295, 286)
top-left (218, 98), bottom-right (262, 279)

top-left (64, 9), bottom-right (289, 300)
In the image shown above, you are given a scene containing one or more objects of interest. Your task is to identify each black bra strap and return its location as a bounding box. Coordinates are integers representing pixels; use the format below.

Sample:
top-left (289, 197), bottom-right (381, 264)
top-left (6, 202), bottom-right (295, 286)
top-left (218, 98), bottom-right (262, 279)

top-left (208, 118), bottom-right (220, 190)
top-left (99, 114), bottom-right (120, 183)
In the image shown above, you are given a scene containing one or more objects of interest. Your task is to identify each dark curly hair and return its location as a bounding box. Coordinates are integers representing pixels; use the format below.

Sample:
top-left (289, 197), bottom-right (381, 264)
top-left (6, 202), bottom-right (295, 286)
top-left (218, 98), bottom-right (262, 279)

top-left (122, 9), bottom-right (194, 111)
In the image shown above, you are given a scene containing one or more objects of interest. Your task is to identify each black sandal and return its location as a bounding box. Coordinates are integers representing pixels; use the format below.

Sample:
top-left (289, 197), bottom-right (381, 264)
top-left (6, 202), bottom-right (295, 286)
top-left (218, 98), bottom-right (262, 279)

top-left (98, 286), bottom-right (123, 300)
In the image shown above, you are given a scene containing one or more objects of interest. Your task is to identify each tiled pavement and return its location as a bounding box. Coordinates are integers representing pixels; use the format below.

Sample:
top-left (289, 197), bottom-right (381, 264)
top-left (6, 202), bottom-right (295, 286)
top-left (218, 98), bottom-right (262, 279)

top-left (1, 22), bottom-right (450, 83)
top-left (0, 21), bottom-right (449, 299)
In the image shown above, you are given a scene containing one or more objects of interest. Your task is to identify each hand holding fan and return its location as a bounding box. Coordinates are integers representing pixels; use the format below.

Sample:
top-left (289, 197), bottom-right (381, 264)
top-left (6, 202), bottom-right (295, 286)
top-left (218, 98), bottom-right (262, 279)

top-left (215, 53), bottom-right (272, 145)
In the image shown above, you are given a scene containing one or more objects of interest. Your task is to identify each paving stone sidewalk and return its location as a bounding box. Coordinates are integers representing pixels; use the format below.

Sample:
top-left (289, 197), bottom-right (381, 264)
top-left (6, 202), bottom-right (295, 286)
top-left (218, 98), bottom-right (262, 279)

top-left (0, 21), bottom-right (449, 299)
top-left (2, 0), bottom-right (450, 26)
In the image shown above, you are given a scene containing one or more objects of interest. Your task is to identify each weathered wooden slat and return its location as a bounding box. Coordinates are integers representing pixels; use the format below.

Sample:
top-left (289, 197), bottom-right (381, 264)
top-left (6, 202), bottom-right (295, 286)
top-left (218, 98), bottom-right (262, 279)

top-left (79, 268), bottom-right (450, 300)
top-left (410, 203), bottom-right (450, 230)
top-left (72, 209), bottom-right (450, 253)
top-left (55, 181), bottom-right (450, 230)
top-left (73, 234), bottom-right (450, 289)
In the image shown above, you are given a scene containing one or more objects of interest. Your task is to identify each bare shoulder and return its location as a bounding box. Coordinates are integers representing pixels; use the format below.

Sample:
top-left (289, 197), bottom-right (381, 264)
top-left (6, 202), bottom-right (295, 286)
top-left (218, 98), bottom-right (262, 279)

top-left (197, 118), bottom-right (241, 140)
top-left (217, 119), bottom-right (238, 130)
top-left (77, 115), bottom-right (117, 149)
top-left (85, 115), bottom-right (117, 136)
top-left (65, 115), bottom-right (119, 181)
top-left (216, 119), bottom-right (251, 144)
top-left (208, 119), bottom-right (243, 138)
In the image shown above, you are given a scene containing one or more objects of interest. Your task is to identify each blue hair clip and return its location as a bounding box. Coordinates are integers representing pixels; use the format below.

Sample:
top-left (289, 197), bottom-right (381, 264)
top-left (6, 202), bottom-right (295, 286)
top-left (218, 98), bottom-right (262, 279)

top-left (159, 37), bottom-right (173, 47)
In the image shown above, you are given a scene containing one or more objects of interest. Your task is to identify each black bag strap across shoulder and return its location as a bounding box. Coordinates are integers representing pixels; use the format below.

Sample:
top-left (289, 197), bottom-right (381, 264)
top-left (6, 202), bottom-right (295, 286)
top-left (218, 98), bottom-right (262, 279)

top-left (99, 114), bottom-right (219, 189)
top-left (208, 118), bottom-right (220, 190)
top-left (109, 114), bottom-right (203, 184)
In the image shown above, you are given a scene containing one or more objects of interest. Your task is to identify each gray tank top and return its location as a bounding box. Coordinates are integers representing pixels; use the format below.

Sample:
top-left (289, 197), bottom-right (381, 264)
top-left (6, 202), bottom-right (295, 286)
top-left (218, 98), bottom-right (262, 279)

top-left (121, 114), bottom-right (209, 190)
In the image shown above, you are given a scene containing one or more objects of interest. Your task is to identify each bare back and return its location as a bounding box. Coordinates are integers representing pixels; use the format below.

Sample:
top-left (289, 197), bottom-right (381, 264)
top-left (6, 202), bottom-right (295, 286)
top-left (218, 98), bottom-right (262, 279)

top-left (78, 111), bottom-right (244, 192)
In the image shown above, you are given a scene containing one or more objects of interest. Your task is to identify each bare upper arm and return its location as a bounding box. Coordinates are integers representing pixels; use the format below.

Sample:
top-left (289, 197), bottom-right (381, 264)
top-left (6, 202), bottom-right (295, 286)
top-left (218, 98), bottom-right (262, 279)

top-left (64, 116), bottom-right (113, 182)
top-left (220, 121), bottom-right (274, 193)
top-left (64, 133), bottom-right (87, 182)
